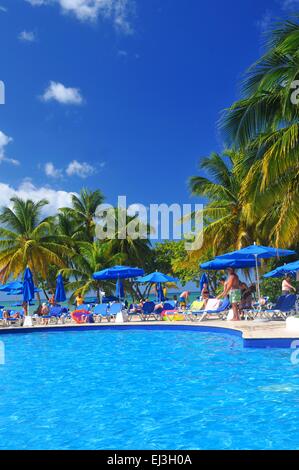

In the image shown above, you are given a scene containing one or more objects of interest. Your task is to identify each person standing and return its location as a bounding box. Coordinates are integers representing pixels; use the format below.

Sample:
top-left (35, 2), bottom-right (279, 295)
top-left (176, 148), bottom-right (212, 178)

top-left (76, 293), bottom-right (84, 307)
top-left (49, 292), bottom-right (56, 307)
top-left (282, 275), bottom-right (296, 295)
top-left (179, 290), bottom-right (190, 308)
top-left (218, 268), bottom-right (241, 321)
top-left (201, 282), bottom-right (209, 307)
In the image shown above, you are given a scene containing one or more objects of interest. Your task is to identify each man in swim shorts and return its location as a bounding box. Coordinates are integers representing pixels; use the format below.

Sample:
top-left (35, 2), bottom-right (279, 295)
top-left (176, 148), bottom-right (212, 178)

top-left (179, 291), bottom-right (190, 308)
top-left (218, 268), bottom-right (241, 321)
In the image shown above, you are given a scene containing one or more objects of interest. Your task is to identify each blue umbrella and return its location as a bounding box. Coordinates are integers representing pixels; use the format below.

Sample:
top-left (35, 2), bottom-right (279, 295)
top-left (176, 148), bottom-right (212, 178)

top-left (137, 271), bottom-right (177, 302)
top-left (115, 278), bottom-right (125, 300)
top-left (93, 265), bottom-right (144, 280)
top-left (23, 267), bottom-right (35, 313)
top-left (216, 244), bottom-right (296, 298)
top-left (156, 282), bottom-right (165, 302)
top-left (4, 287), bottom-right (41, 296)
top-left (200, 258), bottom-right (260, 270)
top-left (217, 245), bottom-right (295, 260)
top-left (55, 273), bottom-right (66, 302)
top-left (264, 260), bottom-right (299, 278)
top-left (93, 266), bottom-right (144, 303)
top-left (199, 273), bottom-right (209, 292)
top-left (0, 281), bottom-right (23, 292)
top-left (137, 272), bottom-right (178, 283)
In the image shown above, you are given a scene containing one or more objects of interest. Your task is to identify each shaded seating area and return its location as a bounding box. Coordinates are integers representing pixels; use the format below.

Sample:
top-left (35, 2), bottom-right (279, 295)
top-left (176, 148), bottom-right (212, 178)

top-left (0, 309), bottom-right (24, 327)
top-left (249, 294), bottom-right (297, 320)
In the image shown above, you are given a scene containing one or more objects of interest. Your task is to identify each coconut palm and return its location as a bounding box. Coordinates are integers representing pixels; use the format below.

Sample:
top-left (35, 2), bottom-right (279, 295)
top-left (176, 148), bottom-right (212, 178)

top-left (222, 17), bottom-right (299, 246)
top-left (0, 197), bottom-right (69, 286)
top-left (60, 241), bottom-right (123, 302)
top-left (60, 188), bottom-right (104, 242)
top-left (95, 207), bottom-right (153, 267)
top-left (188, 150), bottom-right (258, 258)
top-left (55, 211), bottom-right (82, 240)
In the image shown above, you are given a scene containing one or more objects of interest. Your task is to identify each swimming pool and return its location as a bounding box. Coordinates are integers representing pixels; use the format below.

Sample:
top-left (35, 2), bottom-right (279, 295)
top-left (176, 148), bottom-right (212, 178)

top-left (0, 328), bottom-right (299, 450)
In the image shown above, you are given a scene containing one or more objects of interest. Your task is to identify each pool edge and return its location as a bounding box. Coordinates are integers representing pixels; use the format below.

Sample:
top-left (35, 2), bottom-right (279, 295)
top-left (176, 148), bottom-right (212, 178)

top-left (0, 322), bottom-right (298, 348)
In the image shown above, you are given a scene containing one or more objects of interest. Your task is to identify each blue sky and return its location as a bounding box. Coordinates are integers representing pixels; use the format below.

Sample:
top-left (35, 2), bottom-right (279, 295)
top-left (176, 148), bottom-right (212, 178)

top-left (0, 0), bottom-right (297, 214)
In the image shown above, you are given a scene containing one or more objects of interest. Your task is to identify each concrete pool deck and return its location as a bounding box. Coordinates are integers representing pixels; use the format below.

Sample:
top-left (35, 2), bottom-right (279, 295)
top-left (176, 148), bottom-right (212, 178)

top-left (1, 318), bottom-right (299, 348)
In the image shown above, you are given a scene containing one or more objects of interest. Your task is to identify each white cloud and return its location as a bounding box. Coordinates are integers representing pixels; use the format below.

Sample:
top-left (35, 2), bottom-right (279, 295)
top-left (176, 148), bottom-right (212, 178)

top-left (0, 179), bottom-right (76, 216)
top-left (18, 30), bottom-right (36, 42)
top-left (45, 162), bottom-right (63, 178)
top-left (0, 5), bottom-right (7, 12)
top-left (41, 81), bottom-right (84, 105)
top-left (44, 160), bottom-right (104, 178)
top-left (25, 0), bottom-right (135, 33)
top-left (0, 131), bottom-right (20, 166)
top-left (66, 160), bottom-right (96, 178)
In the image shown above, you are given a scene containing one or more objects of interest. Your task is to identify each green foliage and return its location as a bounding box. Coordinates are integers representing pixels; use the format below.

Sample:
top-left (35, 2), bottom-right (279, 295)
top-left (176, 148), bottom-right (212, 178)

top-left (260, 278), bottom-right (283, 302)
top-left (221, 16), bottom-right (299, 247)
top-left (153, 240), bottom-right (199, 285)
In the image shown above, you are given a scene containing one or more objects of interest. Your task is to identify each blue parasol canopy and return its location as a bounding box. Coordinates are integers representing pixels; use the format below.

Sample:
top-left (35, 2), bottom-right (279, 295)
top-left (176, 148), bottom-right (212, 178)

top-left (93, 265), bottom-right (144, 280)
top-left (200, 258), bottom-right (260, 270)
top-left (264, 260), bottom-right (299, 278)
top-left (217, 245), bottom-right (296, 260)
top-left (0, 281), bottom-right (23, 292)
top-left (1, 286), bottom-right (41, 295)
top-left (55, 273), bottom-right (66, 302)
top-left (156, 282), bottom-right (165, 302)
top-left (23, 267), bottom-right (35, 303)
top-left (199, 273), bottom-right (209, 292)
top-left (137, 272), bottom-right (178, 283)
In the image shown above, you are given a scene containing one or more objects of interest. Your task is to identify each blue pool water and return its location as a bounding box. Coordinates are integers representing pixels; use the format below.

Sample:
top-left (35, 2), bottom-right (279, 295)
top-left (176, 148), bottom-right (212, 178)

top-left (0, 328), bottom-right (299, 450)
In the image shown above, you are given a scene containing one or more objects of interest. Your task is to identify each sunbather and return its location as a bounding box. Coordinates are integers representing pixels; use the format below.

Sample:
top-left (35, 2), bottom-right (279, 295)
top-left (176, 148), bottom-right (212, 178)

top-left (282, 276), bottom-right (296, 295)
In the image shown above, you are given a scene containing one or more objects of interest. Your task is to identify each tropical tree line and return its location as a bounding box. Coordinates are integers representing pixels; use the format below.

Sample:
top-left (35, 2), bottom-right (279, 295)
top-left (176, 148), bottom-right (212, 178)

top-left (185, 16), bottom-right (299, 275)
top-left (0, 189), bottom-right (156, 303)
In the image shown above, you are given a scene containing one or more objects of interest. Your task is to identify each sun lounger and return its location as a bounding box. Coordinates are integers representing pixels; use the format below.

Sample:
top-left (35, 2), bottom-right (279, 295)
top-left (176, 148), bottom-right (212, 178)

top-left (38, 306), bottom-right (67, 324)
top-left (191, 298), bottom-right (231, 322)
top-left (251, 294), bottom-right (296, 320)
top-left (127, 304), bottom-right (143, 321)
top-left (108, 302), bottom-right (123, 321)
top-left (162, 302), bottom-right (176, 311)
top-left (141, 301), bottom-right (159, 321)
top-left (0, 310), bottom-right (23, 327)
top-left (93, 304), bottom-right (110, 322)
top-left (77, 304), bottom-right (91, 311)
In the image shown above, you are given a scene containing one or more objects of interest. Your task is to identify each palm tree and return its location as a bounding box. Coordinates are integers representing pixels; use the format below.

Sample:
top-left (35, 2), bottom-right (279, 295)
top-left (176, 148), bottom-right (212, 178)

top-left (96, 207), bottom-right (153, 266)
top-left (0, 197), bottom-right (69, 290)
top-left (188, 150), bottom-right (258, 258)
top-left (222, 17), bottom-right (299, 247)
top-left (60, 188), bottom-right (104, 242)
top-left (60, 241), bottom-right (122, 302)
top-left (55, 211), bottom-right (82, 240)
